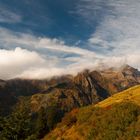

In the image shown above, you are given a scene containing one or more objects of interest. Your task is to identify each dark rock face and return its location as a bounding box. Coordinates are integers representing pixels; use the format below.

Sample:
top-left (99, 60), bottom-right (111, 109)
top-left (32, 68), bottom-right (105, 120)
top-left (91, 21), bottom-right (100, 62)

top-left (0, 65), bottom-right (140, 115)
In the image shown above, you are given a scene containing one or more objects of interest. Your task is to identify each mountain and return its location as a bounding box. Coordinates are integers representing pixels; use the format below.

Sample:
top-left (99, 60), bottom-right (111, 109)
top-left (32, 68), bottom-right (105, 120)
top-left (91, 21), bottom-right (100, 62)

top-left (29, 65), bottom-right (140, 113)
top-left (0, 65), bottom-right (140, 116)
top-left (44, 85), bottom-right (140, 140)
top-left (0, 65), bottom-right (140, 139)
top-left (100, 64), bottom-right (140, 92)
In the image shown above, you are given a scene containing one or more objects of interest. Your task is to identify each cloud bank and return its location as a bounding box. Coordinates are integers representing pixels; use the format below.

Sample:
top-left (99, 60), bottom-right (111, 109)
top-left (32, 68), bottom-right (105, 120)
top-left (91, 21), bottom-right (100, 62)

top-left (0, 27), bottom-right (101, 79)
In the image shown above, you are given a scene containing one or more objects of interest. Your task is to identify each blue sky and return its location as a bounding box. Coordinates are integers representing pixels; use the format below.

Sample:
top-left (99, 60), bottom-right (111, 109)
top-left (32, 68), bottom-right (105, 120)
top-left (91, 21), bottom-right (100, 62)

top-left (0, 0), bottom-right (93, 45)
top-left (0, 0), bottom-right (140, 79)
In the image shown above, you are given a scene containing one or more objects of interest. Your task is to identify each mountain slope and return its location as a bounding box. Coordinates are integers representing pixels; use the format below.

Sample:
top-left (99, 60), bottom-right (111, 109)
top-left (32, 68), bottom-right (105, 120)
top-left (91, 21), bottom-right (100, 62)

top-left (45, 85), bottom-right (140, 140)
top-left (0, 79), bottom-right (47, 116)
top-left (30, 65), bottom-right (140, 113)
top-left (96, 85), bottom-right (140, 107)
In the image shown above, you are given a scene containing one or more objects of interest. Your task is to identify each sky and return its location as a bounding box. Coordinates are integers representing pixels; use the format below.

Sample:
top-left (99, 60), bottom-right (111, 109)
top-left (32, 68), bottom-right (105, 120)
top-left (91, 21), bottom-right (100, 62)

top-left (0, 0), bottom-right (140, 79)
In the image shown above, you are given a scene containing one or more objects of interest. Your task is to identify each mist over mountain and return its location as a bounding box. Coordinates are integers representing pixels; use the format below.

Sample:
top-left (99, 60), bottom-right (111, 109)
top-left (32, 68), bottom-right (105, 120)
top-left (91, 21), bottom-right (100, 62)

top-left (0, 65), bottom-right (139, 115)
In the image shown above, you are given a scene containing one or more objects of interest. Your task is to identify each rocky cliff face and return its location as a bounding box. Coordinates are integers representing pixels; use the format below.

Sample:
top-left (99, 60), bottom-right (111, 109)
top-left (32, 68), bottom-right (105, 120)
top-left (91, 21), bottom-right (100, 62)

top-left (30, 65), bottom-right (140, 113)
top-left (100, 65), bottom-right (140, 93)
top-left (122, 65), bottom-right (140, 82)
top-left (0, 65), bottom-right (140, 115)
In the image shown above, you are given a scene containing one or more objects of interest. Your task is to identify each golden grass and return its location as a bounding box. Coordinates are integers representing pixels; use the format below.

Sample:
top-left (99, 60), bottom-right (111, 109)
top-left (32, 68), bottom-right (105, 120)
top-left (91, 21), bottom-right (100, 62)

top-left (96, 85), bottom-right (140, 108)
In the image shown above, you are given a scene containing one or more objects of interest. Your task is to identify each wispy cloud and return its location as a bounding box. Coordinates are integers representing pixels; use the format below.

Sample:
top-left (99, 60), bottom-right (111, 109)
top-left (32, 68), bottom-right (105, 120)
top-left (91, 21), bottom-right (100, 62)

top-left (85, 0), bottom-right (140, 69)
top-left (0, 6), bottom-right (22, 23)
top-left (0, 27), bottom-right (96, 57)
top-left (73, 0), bottom-right (108, 25)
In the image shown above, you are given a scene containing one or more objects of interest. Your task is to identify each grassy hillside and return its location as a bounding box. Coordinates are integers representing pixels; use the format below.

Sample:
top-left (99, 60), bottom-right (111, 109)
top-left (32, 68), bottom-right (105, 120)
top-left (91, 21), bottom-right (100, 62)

top-left (96, 85), bottom-right (140, 107)
top-left (45, 85), bottom-right (140, 140)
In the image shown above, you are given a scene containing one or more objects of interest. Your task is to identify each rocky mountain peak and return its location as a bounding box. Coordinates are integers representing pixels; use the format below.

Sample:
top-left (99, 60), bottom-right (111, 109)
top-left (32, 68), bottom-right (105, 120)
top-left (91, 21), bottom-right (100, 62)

top-left (120, 64), bottom-right (140, 82)
top-left (121, 64), bottom-right (138, 73)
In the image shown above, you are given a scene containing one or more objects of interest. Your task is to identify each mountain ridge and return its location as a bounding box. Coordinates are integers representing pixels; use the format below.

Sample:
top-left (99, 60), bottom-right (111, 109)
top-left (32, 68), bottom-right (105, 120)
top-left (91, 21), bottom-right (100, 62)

top-left (29, 65), bottom-right (140, 113)
top-left (0, 65), bottom-right (140, 115)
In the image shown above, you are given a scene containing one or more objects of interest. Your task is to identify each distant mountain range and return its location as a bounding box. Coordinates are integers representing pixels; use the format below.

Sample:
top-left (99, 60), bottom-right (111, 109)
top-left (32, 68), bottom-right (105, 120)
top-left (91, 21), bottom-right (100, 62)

top-left (0, 64), bottom-right (140, 116)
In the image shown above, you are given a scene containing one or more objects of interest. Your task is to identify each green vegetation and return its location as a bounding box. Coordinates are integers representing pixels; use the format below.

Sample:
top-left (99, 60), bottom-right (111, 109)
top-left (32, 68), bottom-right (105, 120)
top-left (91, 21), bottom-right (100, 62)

top-left (36, 106), bottom-right (63, 138)
top-left (46, 102), bottom-right (140, 140)
top-left (86, 102), bottom-right (140, 140)
top-left (0, 101), bottom-right (32, 140)
top-left (1, 85), bottom-right (139, 140)
top-left (0, 100), bottom-right (63, 140)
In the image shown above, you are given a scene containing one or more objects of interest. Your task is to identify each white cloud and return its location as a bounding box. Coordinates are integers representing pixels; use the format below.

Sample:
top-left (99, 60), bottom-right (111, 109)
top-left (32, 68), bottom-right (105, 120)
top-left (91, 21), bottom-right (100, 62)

top-left (0, 47), bottom-right (46, 79)
top-left (0, 27), bottom-right (96, 57)
top-left (0, 27), bottom-right (101, 79)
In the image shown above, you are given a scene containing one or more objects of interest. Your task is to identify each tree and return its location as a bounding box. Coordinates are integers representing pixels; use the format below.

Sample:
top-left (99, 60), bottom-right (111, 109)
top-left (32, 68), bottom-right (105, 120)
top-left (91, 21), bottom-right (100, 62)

top-left (0, 101), bottom-right (33, 140)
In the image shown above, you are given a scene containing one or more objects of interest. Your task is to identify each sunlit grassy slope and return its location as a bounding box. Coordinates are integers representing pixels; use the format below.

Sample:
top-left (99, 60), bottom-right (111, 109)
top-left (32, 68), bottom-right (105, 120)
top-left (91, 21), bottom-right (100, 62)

top-left (96, 85), bottom-right (140, 107)
top-left (44, 85), bottom-right (140, 140)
